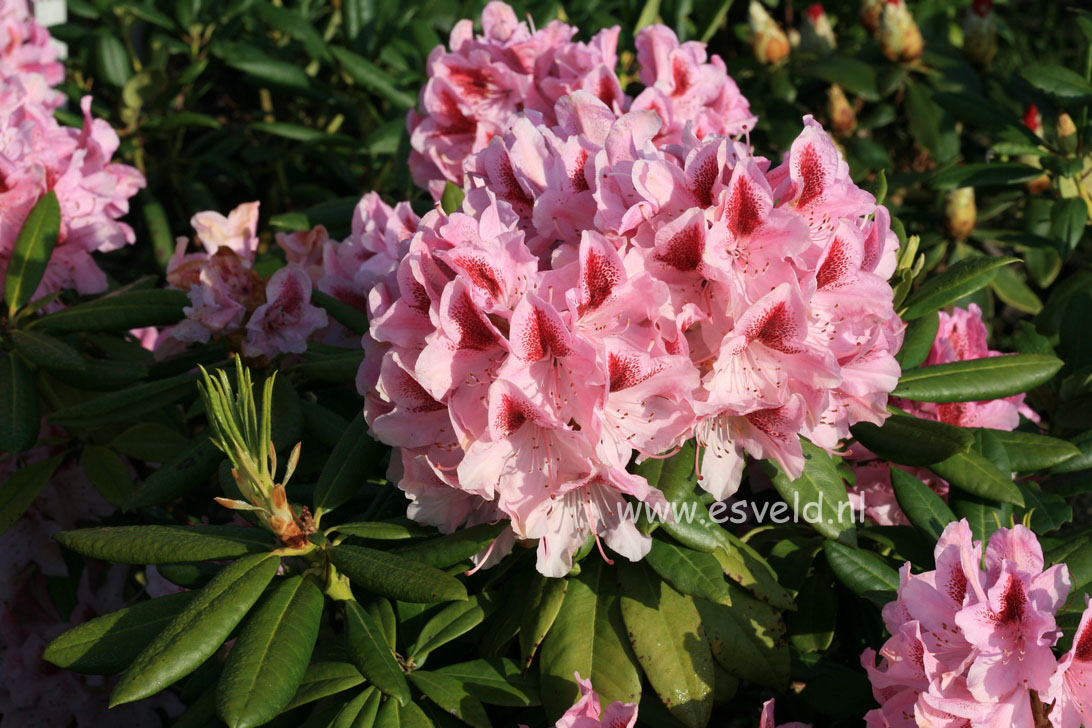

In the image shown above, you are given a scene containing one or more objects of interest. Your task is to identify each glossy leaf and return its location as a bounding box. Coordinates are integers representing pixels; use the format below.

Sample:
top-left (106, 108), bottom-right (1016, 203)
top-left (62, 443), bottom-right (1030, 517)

top-left (334, 521), bottom-right (432, 540)
top-left (619, 562), bottom-right (713, 728)
top-left (434, 658), bottom-right (541, 707)
top-left (769, 440), bottom-right (856, 545)
top-left (986, 429), bottom-right (1081, 471)
top-left (824, 541), bottom-right (898, 602)
top-left (929, 162), bottom-right (1044, 190)
top-left (0, 455), bottom-right (63, 534)
top-left (50, 372), bottom-right (198, 428)
top-left (314, 412), bottom-right (380, 516)
top-left (80, 445), bottom-right (134, 507)
top-left (1023, 64), bottom-right (1092, 100)
top-left (930, 451), bottom-right (1025, 506)
top-left (5, 191), bottom-right (60, 315)
top-left (895, 311), bottom-right (939, 370)
top-left (10, 330), bottom-right (85, 372)
top-left (519, 574), bottom-right (568, 670)
top-left (217, 575), bottom-right (324, 728)
top-left (900, 257), bottom-right (1018, 320)
top-left (407, 671), bottom-right (491, 728)
top-left (410, 595), bottom-right (490, 664)
top-left (890, 467), bottom-right (956, 541)
top-left (330, 46), bottom-right (415, 108)
top-left (284, 662), bottom-right (365, 711)
top-left (851, 413), bottom-right (974, 466)
top-left (786, 574), bottom-right (837, 653)
top-left (110, 553), bottom-right (279, 705)
top-left (644, 538), bottom-right (733, 606)
top-left (395, 522), bottom-right (507, 569)
top-left (328, 544), bottom-right (467, 603)
top-left (54, 525), bottom-right (274, 564)
top-left (345, 599), bottom-right (411, 705)
top-left (28, 289), bottom-right (189, 333)
top-left (124, 438), bottom-right (222, 509)
top-left (893, 354), bottom-right (1062, 403)
top-left (695, 589), bottom-right (789, 690)
top-left (44, 591), bottom-right (196, 674)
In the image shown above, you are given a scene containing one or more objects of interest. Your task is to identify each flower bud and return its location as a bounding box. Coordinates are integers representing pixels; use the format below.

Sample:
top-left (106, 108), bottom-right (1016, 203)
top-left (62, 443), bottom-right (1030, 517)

top-left (1056, 112), bottom-right (1078, 154)
top-left (880, 0), bottom-right (924, 63)
top-left (1021, 104), bottom-right (1051, 194)
top-left (801, 3), bottom-right (838, 54)
top-left (962, 0), bottom-right (996, 67)
top-left (861, 0), bottom-right (884, 33)
top-left (828, 84), bottom-right (856, 136)
top-left (1023, 103), bottom-right (1042, 137)
top-left (945, 187), bottom-right (976, 240)
top-left (749, 1), bottom-right (791, 65)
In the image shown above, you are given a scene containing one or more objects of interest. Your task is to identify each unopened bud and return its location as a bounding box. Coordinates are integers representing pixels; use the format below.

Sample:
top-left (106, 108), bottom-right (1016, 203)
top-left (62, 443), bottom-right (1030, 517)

top-left (750, 1), bottom-right (791, 65)
top-left (880, 0), bottom-right (924, 63)
top-left (828, 84), bottom-right (857, 136)
top-left (1023, 103), bottom-right (1042, 137)
top-left (1020, 105), bottom-right (1051, 194)
top-left (1056, 112), bottom-right (1078, 154)
top-left (861, 0), bottom-right (885, 33)
top-left (945, 187), bottom-right (976, 240)
top-left (801, 3), bottom-right (838, 54)
top-left (962, 0), bottom-right (996, 67)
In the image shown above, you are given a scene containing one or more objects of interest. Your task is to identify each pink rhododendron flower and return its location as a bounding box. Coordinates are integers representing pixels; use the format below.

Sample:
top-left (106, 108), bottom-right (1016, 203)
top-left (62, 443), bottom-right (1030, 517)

top-left (848, 303), bottom-right (1039, 525)
top-left (550, 673), bottom-right (638, 728)
top-left (1045, 597), bottom-right (1092, 728)
top-left (0, 0), bottom-right (63, 91)
top-left (408, 2), bottom-right (754, 197)
top-left (0, 77), bottom-right (145, 304)
top-left (243, 264), bottom-right (328, 359)
top-left (361, 94), bottom-right (902, 576)
top-left (760, 698), bottom-right (811, 728)
top-left (863, 519), bottom-right (1082, 728)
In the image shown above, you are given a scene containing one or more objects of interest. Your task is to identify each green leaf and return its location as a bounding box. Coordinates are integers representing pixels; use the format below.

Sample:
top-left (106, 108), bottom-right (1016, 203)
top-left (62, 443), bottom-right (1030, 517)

top-left (327, 687), bottom-right (376, 728)
top-left (929, 451), bottom-right (1025, 506)
top-left (797, 56), bottom-right (878, 100)
top-left (0, 352), bottom-right (38, 452)
top-left (314, 412), bottom-right (380, 516)
top-left (990, 265), bottom-right (1043, 315)
top-left (644, 538), bottom-right (732, 606)
top-left (0, 455), bottom-right (63, 533)
top-left (1022, 64), bottom-right (1092, 100)
top-left (1047, 537), bottom-right (1092, 594)
top-left (695, 588), bottom-right (789, 690)
top-left (851, 413), bottom-right (974, 466)
top-left (110, 423), bottom-right (188, 463)
top-left (986, 429), bottom-right (1081, 471)
top-left (895, 310), bottom-right (939, 370)
top-left (328, 545), bottom-right (467, 603)
top-left (893, 354), bottom-right (1063, 403)
top-left (769, 440), bottom-right (856, 545)
top-left (634, 0), bottom-right (661, 31)
top-left (904, 80), bottom-right (958, 163)
top-left (1050, 198), bottom-right (1088, 257)
top-left (900, 257), bottom-right (1019, 320)
top-left (50, 372), bottom-right (198, 428)
top-left (110, 553), bottom-right (280, 705)
top-left (345, 599), bottom-right (411, 705)
top-left (5, 191), bottom-right (60, 315)
top-left (928, 163), bottom-right (1044, 191)
top-left (407, 671), bottom-right (491, 728)
top-left (29, 289), bottom-right (189, 333)
top-left (786, 575), bottom-right (836, 653)
top-left (334, 521), bottom-right (432, 540)
top-left (1016, 482), bottom-right (1072, 533)
top-left (253, 3), bottom-right (329, 60)
top-left (823, 540), bottom-right (899, 596)
top-left (540, 559), bottom-right (641, 719)
top-left (54, 525), bottom-right (275, 564)
top-left (284, 662), bottom-right (365, 711)
top-left (80, 445), bottom-right (134, 507)
top-left (441, 183), bottom-right (465, 215)
top-left (891, 467), bottom-right (956, 540)
top-left (410, 595), bottom-right (490, 664)
top-left (93, 32), bottom-right (131, 86)
top-left (711, 531), bottom-right (796, 610)
top-left (434, 658), bottom-right (540, 707)
top-left (124, 438), bottom-right (222, 509)
top-left (44, 590), bottom-right (195, 678)
top-left (619, 563), bottom-right (713, 728)
top-left (221, 44), bottom-right (311, 88)
top-left (217, 575), bottom-right (324, 728)
top-left (519, 574), bottom-right (568, 670)
top-left (395, 522), bottom-right (507, 569)
top-left (949, 492), bottom-right (1011, 543)
top-left (311, 290), bottom-right (369, 336)
top-left (10, 330), bottom-right (85, 372)
top-left (330, 46), bottom-right (415, 109)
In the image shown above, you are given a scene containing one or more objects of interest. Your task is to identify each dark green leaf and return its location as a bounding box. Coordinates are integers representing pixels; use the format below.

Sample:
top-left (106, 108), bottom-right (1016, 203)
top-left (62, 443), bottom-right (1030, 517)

top-left (54, 525), bottom-right (274, 564)
top-left (314, 412), bottom-right (380, 516)
top-left (334, 521), bottom-right (432, 540)
top-left (949, 491), bottom-right (1012, 543)
top-left (644, 539), bottom-right (732, 606)
top-left (5, 191), bottom-right (60, 315)
top-left (10, 330), bottom-right (85, 372)
top-left (124, 438), bottom-right (222, 509)
top-left (345, 599), bottom-right (411, 705)
top-left (311, 290), bottom-right (369, 336)
top-left (896, 310), bottom-right (939, 370)
top-left (769, 440), bottom-right (856, 545)
top-left (786, 574), bottom-right (836, 653)
top-left (330, 46), bottom-right (415, 108)
top-left (891, 467), bottom-right (956, 540)
top-left (1050, 198), bottom-right (1088, 257)
top-left (110, 423), bottom-right (188, 463)
top-left (50, 372), bottom-right (197, 428)
top-left (407, 671), bottom-right (491, 728)
top-left (80, 445), bottom-right (134, 507)
top-left (284, 662), bottom-right (365, 711)
top-left (893, 354), bottom-right (1063, 403)
top-left (435, 658), bottom-right (540, 707)
top-left (823, 540), bottom-right (899, 595)
top-left (395, 522), bottom-right (507, 569)
top-left (93, 33), bottom-right (131, 86)
top-left (695, 589), bottom-right (789, 690)
top-left (519, 574), bottom-right (568, 670)
top-left (930, 451), bottom-right (1025, 506)
top-left (30, 289), bottom-right (188, 332)
top-left (929, 163), bottom-right (1044, 190)
top-left (797, 56), bottom-right (878, 100)
top-left (110, 553), bottom-right (279, 705)
top-left (1022, 64), bottom-right (1092, 100)
top-left (0, 352), bottom-right (38, 452)
top-left (900, 257), bottom-right (1019, 320)
top-left (0, 455), bottom-right (63, 533)
top-left (986, 429), bottom-right (1081, 471)
top-left (619, 562), bottom-right (713, 728)
top-left (217, 575), bottom-right (324, 728)
top-left (1016, 482), bottom-right (1072, 533)
top-left (43, 591), bottom-right (197, 674)
top-left (410, 595), bottom-right (490, 664)
top-left (851, 413), bottom-right (974, 466)
top-left (328, 544), bottom-right (467, 603)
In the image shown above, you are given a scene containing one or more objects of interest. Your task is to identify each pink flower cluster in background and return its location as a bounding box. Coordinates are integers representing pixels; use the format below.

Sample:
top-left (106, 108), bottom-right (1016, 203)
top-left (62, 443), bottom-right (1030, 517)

top-left (408, 1), bottom-right (755, 197)
top-left (863, 519), bottom-right (1091, 728)
top-left (361, 86), bottom-right (902, 576)
top-left (165, 201), bottom-right (329, 360)
top-left (848, 304), bottom-right (1037, 525)
top-left (0, 0), bottom-right (145, 306)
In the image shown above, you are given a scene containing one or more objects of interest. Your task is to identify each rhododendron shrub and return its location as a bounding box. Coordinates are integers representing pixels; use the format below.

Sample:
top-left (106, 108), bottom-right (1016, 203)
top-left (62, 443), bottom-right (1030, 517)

top-left (5, 2), bottom-right (1092, 728)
